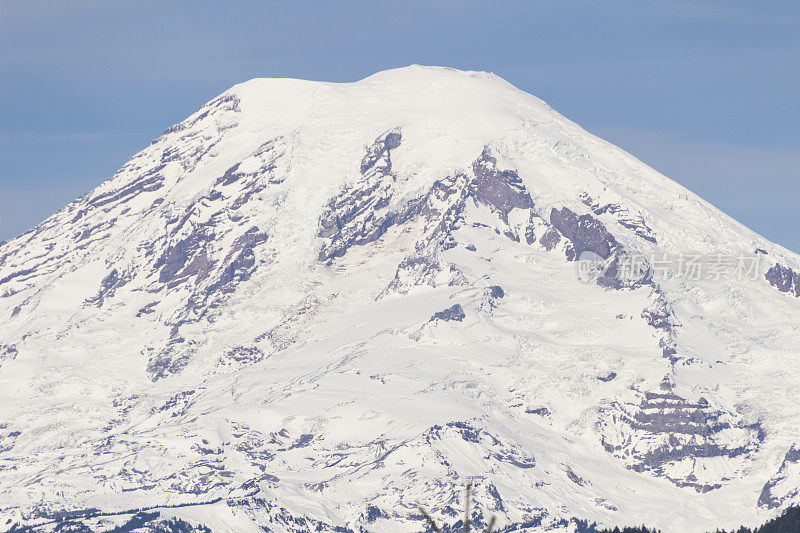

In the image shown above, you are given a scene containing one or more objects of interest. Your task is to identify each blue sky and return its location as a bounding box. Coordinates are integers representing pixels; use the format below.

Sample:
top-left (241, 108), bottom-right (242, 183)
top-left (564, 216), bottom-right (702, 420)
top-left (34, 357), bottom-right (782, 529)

top-left (1, 1), bottom-right (798, 251)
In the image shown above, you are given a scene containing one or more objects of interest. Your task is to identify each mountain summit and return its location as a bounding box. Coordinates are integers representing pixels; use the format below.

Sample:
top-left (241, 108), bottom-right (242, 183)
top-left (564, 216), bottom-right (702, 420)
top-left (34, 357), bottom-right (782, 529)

top-left (1, 66), bottom-right (799, 532)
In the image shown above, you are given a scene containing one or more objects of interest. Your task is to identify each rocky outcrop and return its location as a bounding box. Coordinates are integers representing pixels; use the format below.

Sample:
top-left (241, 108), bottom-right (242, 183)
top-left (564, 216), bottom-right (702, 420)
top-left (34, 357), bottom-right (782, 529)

top-left (318, 129), bottom-right (404, 262)
top-left (84, 268), bottom-right (134, 307)
top-left (0, 343), bottom-right (17, 369)
top-left (216, 136), bottom-right (290, 211)
top-left (549, 207), bottom-right (617, 261)
top-left (471, 148), bottom-right (534, 222)
top-left (639, 289), bottom-right (683, 362)
top-left (488, 285), bottom-right (505, 299)
top-left (759, 446), bottom-right (800, 509)
top-left (581, 192), bottom-right (658, 244)
top-left (765, 263), bottom-right (800, 298)
top-left (430, 304), bottom-right (466, 322)
top-left (599, 385), bottom-right (763, 492)
top-left (546, 205), bottom-right (650, 289)
top-left (595, 248), bottom-right (652, 290)
top-left (153, 222), bottom-right (217, 287)
top-left (87, 164), bottom-right (167, 209)
top-left (539, 226), bottom-right (561, 251)
top-left (201, 227), bottom-right (268, 299)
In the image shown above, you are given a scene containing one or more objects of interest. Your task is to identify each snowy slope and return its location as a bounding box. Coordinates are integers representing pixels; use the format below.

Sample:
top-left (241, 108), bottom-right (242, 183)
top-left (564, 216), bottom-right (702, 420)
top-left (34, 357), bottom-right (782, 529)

top-left (1, 65), bottom-right (799, 532)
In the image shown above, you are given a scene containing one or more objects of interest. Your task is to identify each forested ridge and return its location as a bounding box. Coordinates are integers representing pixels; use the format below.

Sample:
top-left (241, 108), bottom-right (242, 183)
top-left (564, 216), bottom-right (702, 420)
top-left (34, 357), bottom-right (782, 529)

top-left (593, 506), bottom-right (800, 533)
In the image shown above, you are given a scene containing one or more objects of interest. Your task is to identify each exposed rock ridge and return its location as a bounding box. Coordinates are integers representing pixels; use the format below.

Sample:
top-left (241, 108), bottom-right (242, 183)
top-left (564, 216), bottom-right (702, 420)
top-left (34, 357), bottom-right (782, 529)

top-left (599, 382), bottom-right (763, 493)
top-left (759, 445), bottom-right (800, 509)
top-left (581, 192), bottom-right (658, 244)
top-left (765, 263), bottom-right (800, 298)
top-left (318, 128), bottom-right (404, 263)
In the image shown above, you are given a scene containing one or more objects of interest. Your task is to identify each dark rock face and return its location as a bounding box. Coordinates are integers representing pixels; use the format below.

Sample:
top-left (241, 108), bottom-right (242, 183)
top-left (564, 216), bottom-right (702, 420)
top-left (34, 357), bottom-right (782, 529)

top-left (216, 137), bottom-right (288, 194)
top-left (154, 222), bottom-right (217, 287)
top-left (430, 304), bottom-right (466, 322)
top-left (488, 285), bottom-right (505, 299)
top-left (524, 211), bottom-right (537, 245)
top-left (566, 468), bottom-right (589, 487)
top-left (525, 407), bottom-right (550, 417)
top-left (549, 207), bottom-right (617, 261)
top-left (539, 227), bottom-right (561, 251)
top-left (544, 205), bottom-right (653, 290)
top-left (147, 337), bottom-right (196, 382)
top-left (136, 302), bottom-right (158, 318)
top-left (599, 388), bottom-right (763, 492)
top-left (385, 254), bottom-right (448, 295)
top-left (146, 226), bottom-right (267, 381)
top-left (88, 164), bottom-right (167, 209)
top-left (758, 445), bottom-right (800, 509)
top-left (85, 268), bottom-right (133, 307)
top-left (413, 173), bottom-right (471, 246)
top-left (224, 346), bottom-right (264, 365)
top-left (361, 129), bottom-right (401, 174)
top-left (471, 148), bottom-right (534, 222)
top-left (378, 172), bottom-right (474, 295)
top-left (203, 227), bottom-right (268, 298)
top-left (581, 193), bottom-right (657, 244)
top-left (322, 146), bottom-right (539, 294)
top-left (628, 392), bottom-right (718, 436)
top-left (642, 297), bottom-right (677, 332)
top-left (595, 249), bottom-right (652, 290)
top-left (0, 267), bottom-right (36, 288)
top-left (426, 421), bottom-right (536, 469)
top-left (765, 263), bottom-right (800, 298)
top-left (639, 290), bottom-right (682, 363)
top-left (660, 339), bottom-right (679, 363)
top-left (597, 372), bottom-right (617, 382)
top-left (318, 129), bottom-right (404, 262)
top-left (0, 343), bottom-right (18, 368)
top-left (365, 505), bottom-right (388, 523)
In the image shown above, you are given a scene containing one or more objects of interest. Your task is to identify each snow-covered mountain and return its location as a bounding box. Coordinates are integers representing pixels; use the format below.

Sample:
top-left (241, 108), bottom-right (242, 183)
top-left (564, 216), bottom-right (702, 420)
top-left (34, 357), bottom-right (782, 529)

top-left (1, 66), bottom-right (799, 533)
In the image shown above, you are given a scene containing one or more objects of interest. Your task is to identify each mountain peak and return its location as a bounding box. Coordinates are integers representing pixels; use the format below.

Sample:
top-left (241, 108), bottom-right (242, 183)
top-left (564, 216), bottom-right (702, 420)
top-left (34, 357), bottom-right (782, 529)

top-left (1, 66), bottom-right (799, 532)
top-left (232, 65), bottom-right (510, 89)
top-left (358, 64), bottom-right (505, 83)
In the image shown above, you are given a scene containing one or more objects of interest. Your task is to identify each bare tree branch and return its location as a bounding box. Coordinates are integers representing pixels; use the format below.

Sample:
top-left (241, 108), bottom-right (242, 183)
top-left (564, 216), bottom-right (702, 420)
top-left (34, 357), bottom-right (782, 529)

top-left (418, 507), bottom-right (443, 533)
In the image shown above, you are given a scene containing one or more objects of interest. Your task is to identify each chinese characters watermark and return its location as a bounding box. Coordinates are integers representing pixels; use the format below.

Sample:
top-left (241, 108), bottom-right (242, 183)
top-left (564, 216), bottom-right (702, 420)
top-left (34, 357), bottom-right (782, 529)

top-left (577, 251), bottom-right (763, 283)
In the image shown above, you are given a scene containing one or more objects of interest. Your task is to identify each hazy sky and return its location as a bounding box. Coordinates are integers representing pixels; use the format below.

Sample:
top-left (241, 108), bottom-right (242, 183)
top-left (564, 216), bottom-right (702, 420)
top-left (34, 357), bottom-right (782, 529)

top-left (1, 1), bottom-right (798, 251)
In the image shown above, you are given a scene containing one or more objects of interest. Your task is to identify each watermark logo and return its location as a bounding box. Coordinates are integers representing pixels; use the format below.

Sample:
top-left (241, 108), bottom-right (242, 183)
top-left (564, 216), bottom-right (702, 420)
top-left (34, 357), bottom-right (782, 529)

top-left (577, 252), bottom-right (763, 283)
top-left (576, 251), bottom-right (610, 283)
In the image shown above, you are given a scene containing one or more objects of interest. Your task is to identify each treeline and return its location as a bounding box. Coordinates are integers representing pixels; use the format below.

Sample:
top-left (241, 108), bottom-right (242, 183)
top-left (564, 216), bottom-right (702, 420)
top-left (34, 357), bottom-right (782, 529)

top-left (595, 506), bottom-right (800, 533)
top-left (6, 511), bottom-right (211, 532)
top-left (5, 505), bottom-right (799, 532)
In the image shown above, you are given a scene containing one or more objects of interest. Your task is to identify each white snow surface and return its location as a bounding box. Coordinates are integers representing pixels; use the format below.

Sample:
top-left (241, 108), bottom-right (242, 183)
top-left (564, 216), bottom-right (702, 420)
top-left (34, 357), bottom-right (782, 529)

top-left (0, 65), bottom-right (798, 532)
